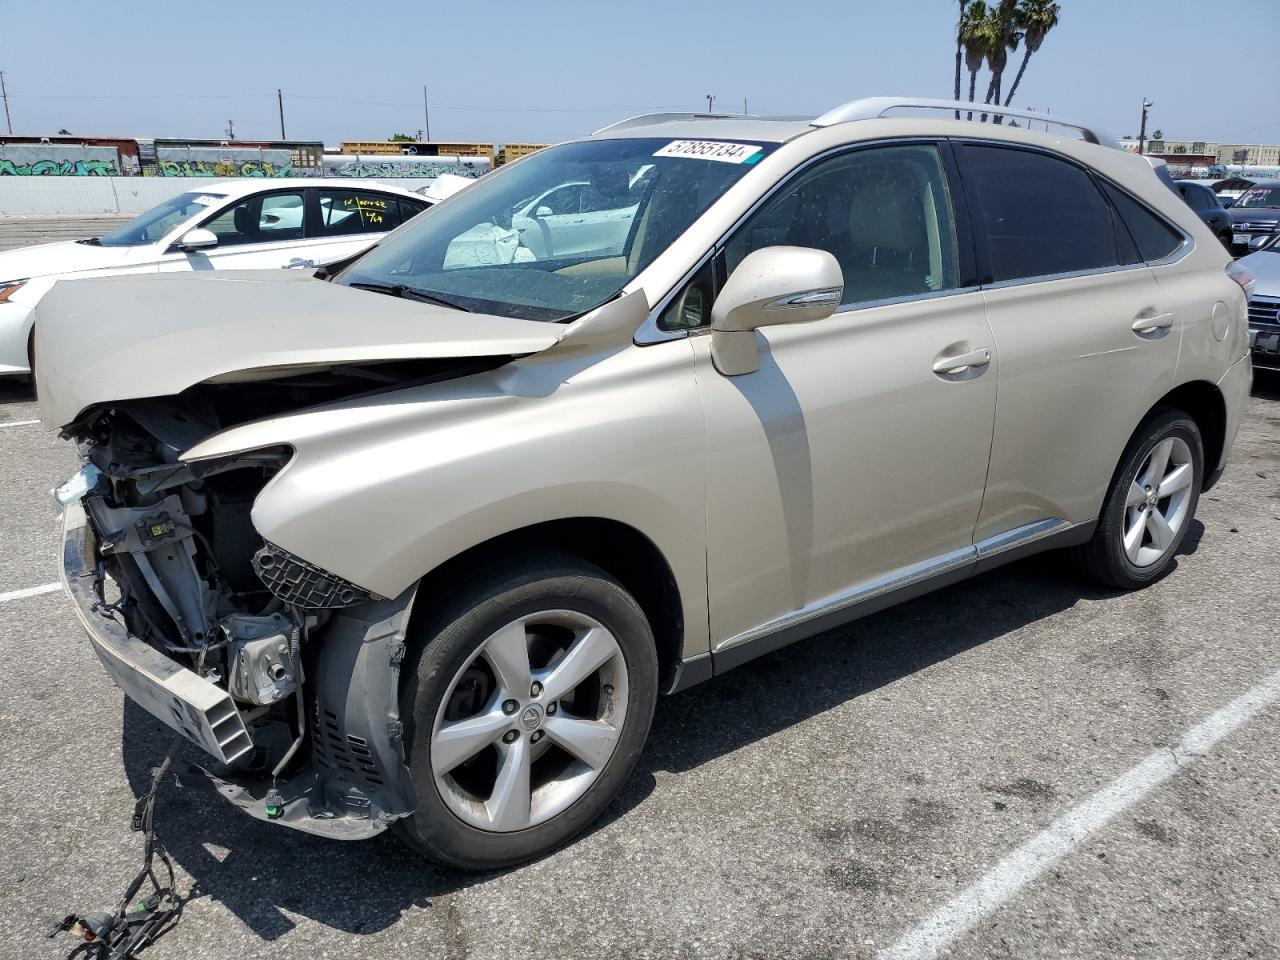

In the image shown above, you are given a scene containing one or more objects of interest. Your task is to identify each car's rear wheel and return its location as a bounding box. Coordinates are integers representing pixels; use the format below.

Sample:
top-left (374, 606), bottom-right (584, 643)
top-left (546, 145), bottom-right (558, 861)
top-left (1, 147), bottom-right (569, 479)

top-left (1075, 409), bottom-right (1203, 589)
top-left (396, 556), bottom-right (658, 869)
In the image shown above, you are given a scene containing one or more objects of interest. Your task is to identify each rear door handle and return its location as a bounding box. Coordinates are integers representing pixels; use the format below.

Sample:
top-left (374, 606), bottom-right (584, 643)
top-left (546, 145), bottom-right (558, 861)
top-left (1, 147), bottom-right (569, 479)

top-left (1131, 311), bottom-right (1174, 335)
top-left (932, 347), bottom-right (992, 376)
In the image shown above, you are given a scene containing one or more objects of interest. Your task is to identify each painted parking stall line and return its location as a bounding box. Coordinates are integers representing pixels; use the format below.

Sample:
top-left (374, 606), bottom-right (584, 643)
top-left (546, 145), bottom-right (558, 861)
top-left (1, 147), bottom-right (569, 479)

top-left (0, 419), bottom-right (39, 428)
top-left (877, 666), bottom-right (1280, 960)
top-left (0, 582), bottom-right (60, 603)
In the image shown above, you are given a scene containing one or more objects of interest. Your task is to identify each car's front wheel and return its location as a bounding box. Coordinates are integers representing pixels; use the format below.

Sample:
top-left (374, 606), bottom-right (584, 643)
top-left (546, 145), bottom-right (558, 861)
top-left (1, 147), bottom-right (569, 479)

top-left (1076, 409), bottom-right (1203, 590)
top-left (396, 556), bottom-right (658, 869)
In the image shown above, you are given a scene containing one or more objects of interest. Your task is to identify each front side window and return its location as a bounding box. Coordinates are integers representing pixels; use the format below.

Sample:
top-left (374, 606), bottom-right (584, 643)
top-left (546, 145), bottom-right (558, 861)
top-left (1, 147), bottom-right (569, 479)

top-left (202, 191), bottom-right (305, 247)
top-left (338, 137), bottom-right (774, 321)
top-left (315, 189), bottom-right (402, 236)
top-left (725, 144), bottom-right (960, 307)
top-left (97, 192), bottom-right (226, 247)
top-left (963, 145), bottom-right (1122, 282)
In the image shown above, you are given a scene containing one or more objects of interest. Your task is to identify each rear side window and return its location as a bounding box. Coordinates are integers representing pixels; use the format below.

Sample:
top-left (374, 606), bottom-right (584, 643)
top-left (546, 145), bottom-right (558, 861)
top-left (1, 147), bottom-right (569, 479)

top-left (1100, 182), bottom-right (1184, 263)
top-left (963, 145), bottom-right (1122, 282)
top-left (314, 189), bottom-right (402, 237)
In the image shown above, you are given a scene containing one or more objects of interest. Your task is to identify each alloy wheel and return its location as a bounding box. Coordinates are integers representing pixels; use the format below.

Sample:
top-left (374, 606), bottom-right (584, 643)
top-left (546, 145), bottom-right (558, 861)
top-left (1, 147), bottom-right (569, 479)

top-left (430, 610), bottom-right (629, 832)
top-left (1121, 435), bottom-right (1194, 568)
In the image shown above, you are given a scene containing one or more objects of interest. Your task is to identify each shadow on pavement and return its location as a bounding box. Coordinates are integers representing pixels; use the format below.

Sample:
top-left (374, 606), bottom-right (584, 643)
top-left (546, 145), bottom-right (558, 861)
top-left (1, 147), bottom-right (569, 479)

top-left (115, 530), bottom-right (1200, 941)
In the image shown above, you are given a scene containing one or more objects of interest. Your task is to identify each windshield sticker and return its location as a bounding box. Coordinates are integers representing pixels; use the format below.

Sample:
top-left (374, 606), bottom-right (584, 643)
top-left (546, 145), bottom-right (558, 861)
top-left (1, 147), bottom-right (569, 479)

top-left (191, 195), bottom-right (220, 206)
top-left (653, 140), bottom-right (764, 164)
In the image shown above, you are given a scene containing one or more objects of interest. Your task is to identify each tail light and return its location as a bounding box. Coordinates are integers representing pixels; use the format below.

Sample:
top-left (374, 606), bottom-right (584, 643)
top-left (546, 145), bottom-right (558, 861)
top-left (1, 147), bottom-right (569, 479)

top-left (1227, 261), bottom-right (1255, 297)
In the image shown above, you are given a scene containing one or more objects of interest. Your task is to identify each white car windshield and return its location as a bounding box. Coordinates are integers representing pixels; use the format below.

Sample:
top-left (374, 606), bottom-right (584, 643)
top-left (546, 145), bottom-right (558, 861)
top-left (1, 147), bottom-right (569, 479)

top-left (337, 137), bottom-right (775, 321)
top-left (96, 192), bottom-right (227, 247)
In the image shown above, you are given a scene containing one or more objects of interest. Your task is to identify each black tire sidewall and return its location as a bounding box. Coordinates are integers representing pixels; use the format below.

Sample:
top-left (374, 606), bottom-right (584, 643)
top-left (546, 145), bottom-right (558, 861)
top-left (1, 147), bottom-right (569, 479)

top-left (397, 560), bottom-right (658, 869)
top-left (1098, 411), bottom-right (1203, 587)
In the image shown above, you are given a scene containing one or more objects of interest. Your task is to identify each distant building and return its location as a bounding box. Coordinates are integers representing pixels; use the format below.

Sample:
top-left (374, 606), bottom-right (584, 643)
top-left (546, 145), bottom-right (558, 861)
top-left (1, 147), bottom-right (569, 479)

top-left (496, 143), bottom-right (549, 166)
top-left (340, 140), bottom-right (494, 162)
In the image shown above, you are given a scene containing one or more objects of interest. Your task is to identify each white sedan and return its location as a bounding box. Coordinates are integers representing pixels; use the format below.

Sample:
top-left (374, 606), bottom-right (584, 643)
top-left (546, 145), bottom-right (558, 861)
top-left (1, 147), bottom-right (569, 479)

top-left (0, 178), bottom-right (432, 378)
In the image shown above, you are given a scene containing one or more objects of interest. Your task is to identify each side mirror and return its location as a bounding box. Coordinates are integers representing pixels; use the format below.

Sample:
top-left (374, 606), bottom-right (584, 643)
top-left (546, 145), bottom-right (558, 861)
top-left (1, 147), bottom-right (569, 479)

top-left (178, 228), bottom-right (218, 251)
top-left (710, 246), bottom-right (843, 376)
top-left (534, 204), bottom-right (554, 218)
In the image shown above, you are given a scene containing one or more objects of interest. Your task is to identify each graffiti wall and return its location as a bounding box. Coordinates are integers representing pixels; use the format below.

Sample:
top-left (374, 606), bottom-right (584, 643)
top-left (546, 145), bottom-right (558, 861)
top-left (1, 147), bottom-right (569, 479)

top-left (0, 143), bottom-right (124, 176)
top-left (320, 154), bottom-right (490, 179)
top-left (152, 147), bottom-right (295, 178)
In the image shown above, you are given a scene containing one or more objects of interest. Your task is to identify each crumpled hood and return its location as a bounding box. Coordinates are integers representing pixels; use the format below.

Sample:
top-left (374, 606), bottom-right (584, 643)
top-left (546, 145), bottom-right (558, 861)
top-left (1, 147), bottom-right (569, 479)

top-left (35, 271), bottom-right (565, 428)
top-left (0, 239), bottom-right (139, 282)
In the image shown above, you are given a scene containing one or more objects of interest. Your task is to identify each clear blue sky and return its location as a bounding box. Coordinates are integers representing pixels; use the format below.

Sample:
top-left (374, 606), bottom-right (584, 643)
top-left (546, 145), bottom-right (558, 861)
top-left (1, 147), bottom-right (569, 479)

top-left (2, 0), bottom-right (1276, 146)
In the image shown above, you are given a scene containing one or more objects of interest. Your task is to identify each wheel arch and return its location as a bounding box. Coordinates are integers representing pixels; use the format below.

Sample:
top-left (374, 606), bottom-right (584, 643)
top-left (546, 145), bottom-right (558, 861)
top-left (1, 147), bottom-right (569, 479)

top-left (1152, 379), bottom-right (1227, 490)
top-left (407, 517), bottom-right (687, 695)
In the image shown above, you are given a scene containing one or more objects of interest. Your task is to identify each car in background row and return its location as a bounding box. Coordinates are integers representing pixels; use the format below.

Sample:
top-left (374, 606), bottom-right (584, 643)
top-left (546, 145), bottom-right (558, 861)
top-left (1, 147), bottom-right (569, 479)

top-left (1226, 180), bottom-right (1280, 255)
top-left (1238, 233), bottom-right (1280, 371)
top-left (1175, 180), bottom-right (1232, 247)
top-left (0, 179), bottom-right (431, 379)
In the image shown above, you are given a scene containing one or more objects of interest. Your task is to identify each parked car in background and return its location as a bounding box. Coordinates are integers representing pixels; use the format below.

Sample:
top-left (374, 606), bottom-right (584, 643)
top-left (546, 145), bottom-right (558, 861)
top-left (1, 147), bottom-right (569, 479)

top-left (1238, 233), bottom-right (1280, 371)
top-left (1226, 180), bottom-right (1280, 254)
top-left (1175, 180), bottom-right (1232, 247)
top-left (0, 179), bottom-right (431, 379)
top-left (41, 97), bottom-right (1251, 870)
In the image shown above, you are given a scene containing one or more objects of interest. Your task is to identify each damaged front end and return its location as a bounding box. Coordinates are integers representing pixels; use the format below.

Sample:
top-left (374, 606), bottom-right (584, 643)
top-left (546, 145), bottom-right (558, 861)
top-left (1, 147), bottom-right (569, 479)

top-left (58, 402), bottom-right (418, 839)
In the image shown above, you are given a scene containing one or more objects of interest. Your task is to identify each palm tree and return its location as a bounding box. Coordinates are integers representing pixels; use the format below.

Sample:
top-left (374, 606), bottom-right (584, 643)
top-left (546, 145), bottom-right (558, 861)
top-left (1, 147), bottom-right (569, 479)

top-left (954, 0), bottom-right (969, 117)
top-left (1003, 0), bottom-right (1061, 107)
top-left (959, 1), bottom-right (990, 119)
top-left (983, 0), bottom-right (1020, 119)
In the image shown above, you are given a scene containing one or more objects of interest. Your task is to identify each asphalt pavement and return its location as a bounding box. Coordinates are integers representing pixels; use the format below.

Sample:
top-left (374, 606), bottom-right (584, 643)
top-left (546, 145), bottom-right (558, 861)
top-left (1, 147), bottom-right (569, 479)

top-left (0, 350), bottom-right (1278, 959)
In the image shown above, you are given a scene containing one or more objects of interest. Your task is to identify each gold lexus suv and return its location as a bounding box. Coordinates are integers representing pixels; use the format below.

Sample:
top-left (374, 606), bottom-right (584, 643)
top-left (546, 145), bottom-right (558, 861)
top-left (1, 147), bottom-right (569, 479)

top-left (41, 98), bottom-right (1253, 869)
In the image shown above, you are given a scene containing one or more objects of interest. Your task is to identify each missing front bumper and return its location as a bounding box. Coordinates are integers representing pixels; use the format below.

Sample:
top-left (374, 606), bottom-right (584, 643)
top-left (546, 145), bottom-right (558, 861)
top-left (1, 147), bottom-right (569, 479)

top-left (60, 502), bottom-right (420, 840)
top-left (60, 503), bottom-right (253, 765)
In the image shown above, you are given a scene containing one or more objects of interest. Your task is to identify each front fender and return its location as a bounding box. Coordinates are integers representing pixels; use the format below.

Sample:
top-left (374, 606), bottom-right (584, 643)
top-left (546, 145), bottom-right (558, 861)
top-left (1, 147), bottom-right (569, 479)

top-left (187, 330), bottom-right (711, 660)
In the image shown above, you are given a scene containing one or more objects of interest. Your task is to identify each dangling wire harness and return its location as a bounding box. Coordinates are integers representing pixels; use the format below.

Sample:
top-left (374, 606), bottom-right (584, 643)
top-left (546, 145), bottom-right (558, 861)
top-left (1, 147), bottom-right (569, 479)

top-left (48, 645), bottom-right (216, 958)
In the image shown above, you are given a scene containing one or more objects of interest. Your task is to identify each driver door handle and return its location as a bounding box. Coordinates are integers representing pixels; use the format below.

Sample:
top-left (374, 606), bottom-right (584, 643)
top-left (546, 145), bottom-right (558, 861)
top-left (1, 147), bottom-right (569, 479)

top-left (1131, 311), bottom-right (1173, 335)
top-left (932, 347), bottom-right (992, 376)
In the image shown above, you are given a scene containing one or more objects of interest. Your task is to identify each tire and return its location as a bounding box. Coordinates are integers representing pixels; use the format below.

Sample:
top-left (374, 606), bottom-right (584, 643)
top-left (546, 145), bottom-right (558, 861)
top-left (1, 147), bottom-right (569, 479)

top-left (395, 554), bottom-right (658, 869)
top-left (1075, 409), bottom-right (1203, 590)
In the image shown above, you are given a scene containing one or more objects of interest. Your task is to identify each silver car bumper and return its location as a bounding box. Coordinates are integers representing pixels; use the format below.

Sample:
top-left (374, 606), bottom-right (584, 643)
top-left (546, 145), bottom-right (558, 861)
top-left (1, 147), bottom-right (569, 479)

top-left (59, 502), bottom-right (254, 765)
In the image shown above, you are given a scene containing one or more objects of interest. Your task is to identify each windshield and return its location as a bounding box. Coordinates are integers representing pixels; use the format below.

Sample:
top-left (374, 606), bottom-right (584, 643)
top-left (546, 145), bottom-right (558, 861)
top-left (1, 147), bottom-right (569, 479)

top-left (338, 137), bottom-right (775, 321)
top-left (98, 192), bottom-right (226, 247)
top-left (1233, 186), bottom-right (1280, 209)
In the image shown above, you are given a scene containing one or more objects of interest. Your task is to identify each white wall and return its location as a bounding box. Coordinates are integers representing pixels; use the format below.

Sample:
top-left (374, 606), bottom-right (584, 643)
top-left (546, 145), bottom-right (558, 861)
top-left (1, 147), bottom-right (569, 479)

top-left (0, 177), bottom-right (438, 217)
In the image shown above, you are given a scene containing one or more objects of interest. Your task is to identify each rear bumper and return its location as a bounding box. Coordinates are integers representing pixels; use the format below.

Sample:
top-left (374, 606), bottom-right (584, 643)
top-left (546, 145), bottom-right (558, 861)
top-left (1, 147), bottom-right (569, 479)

top-left (1207, 352), bottom-right (1252, 488)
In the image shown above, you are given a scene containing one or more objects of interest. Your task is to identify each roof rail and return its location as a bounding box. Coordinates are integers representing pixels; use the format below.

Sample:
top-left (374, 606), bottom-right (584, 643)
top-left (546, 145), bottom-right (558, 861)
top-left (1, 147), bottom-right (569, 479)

top-left (811, 97), bottom-right (1110, 146)
top-left (592, 112), bottom-right (743, 136)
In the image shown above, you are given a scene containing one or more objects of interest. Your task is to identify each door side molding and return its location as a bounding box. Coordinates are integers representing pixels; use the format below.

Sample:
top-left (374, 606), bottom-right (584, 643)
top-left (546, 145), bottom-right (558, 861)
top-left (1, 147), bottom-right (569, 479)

top-left (705, 517), bottom-right (1094, 678)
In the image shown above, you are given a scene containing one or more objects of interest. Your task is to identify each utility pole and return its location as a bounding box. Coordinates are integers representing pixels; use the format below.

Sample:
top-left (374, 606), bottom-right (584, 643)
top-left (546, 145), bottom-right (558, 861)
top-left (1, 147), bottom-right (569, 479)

top-left (1137, 98), bottom-right (1153, 155)
top-left (423, 86), bottom-right (431, 142)
top-left (743, 97), bottom-right (748, 116)
top-left (0, 71), bottom-right (12, 135)
top-left (277, 89), bottom-right (286, 140)
top-left (705, 94), bottom-right (715, 113)
top-left (226, 119), bottom-right (236, 141)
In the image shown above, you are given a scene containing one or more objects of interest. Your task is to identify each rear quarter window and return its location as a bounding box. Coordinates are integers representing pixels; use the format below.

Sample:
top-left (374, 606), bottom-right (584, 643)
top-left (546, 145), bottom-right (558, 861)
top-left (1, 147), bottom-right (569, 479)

top-left (1100, 182), bottom-right (1184, 263)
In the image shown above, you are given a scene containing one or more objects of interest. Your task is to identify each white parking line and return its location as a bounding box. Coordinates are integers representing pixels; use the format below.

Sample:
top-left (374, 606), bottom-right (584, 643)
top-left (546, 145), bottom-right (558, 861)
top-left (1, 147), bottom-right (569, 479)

top-left (0, 419), bottom-right (39, 428)
top-left (878, 667), bottom-right (1280, 960)
top-left (0, 582), bottom-right (60, 603)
